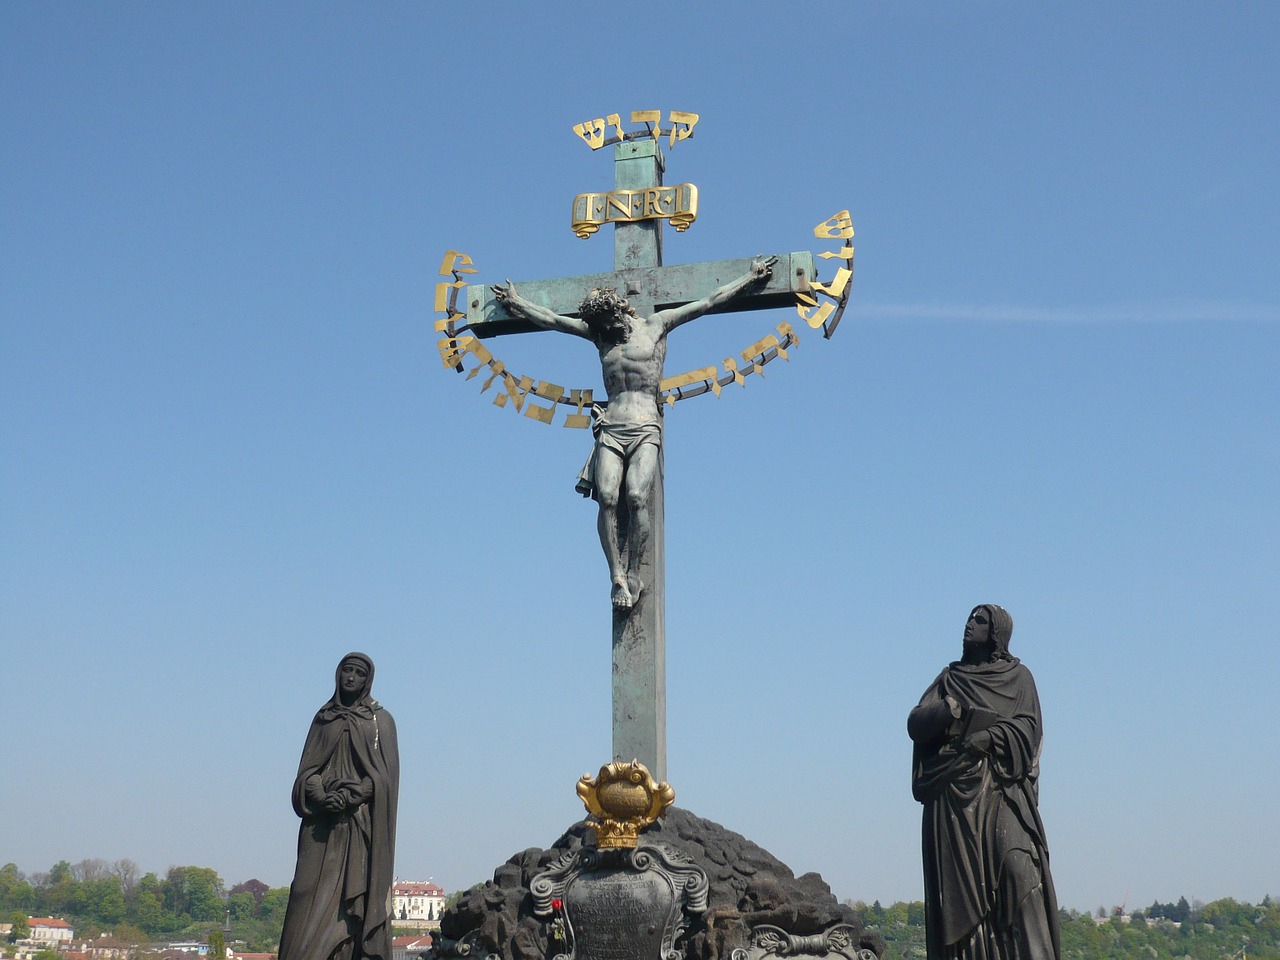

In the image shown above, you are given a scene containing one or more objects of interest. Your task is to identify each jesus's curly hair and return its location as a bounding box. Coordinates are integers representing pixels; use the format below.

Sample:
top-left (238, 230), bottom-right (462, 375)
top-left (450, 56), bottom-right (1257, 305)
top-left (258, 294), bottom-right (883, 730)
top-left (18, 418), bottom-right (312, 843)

top-left (578, 287), bottom-right (636, 324)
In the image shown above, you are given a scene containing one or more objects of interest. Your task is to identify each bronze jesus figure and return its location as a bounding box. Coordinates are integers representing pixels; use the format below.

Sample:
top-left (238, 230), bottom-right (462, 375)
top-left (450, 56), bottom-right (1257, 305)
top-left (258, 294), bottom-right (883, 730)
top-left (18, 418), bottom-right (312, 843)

top-left (494, 256), bottom-right (775, 610)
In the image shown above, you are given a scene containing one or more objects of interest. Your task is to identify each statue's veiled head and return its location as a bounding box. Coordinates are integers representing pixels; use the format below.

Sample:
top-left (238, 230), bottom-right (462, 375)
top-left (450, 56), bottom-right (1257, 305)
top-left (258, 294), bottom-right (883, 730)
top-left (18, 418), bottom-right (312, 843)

top-left (334, 651), bottom-right (375, 706)
top-left (579, 287), bottom-right (635, 341)
top-left (962, 604), bottom-right (1014, 662)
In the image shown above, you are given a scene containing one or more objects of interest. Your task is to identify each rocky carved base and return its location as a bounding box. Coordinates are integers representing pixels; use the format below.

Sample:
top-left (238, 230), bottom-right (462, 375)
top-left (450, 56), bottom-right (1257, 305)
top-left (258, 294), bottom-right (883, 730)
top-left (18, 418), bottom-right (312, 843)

top-left (432, 808), bottom-right (883, 960)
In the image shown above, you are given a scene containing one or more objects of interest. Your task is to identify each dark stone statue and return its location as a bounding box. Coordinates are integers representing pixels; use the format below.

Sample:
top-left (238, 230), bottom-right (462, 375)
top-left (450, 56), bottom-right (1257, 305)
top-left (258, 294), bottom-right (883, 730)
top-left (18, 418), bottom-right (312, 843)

top-left (907, 606), bottom-right (1060, 960)
top-left (280, 653), bottom-right (400, 960)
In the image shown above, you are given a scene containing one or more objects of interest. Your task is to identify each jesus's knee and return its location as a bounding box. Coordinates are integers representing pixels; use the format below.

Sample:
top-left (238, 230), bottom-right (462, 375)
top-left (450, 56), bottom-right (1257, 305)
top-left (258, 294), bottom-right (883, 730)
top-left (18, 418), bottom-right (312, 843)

top-left (625, 486), bottom-right (650, 513)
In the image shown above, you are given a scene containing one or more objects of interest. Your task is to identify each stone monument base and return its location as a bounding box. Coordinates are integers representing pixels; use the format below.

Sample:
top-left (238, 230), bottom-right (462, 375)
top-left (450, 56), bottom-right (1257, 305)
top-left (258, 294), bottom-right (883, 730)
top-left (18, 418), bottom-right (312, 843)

top-left (432, 808), bottom-right (883, 960)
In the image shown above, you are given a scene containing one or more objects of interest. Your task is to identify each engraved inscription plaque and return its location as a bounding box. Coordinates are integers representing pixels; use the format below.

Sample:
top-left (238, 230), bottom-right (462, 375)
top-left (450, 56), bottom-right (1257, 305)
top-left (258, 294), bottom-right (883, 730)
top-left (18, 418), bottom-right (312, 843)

top-left (568, 867), bottom-right (672, 960)
top-left (531, 843), bottom-right (709, 960)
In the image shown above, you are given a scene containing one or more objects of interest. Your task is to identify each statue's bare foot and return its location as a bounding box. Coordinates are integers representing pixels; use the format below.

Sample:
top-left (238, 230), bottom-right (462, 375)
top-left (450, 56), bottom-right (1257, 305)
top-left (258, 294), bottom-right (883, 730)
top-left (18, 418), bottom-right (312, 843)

top-left (628, 576), bottom-right (644, 605)
top-left (611, 578), bottom-right (634, 609)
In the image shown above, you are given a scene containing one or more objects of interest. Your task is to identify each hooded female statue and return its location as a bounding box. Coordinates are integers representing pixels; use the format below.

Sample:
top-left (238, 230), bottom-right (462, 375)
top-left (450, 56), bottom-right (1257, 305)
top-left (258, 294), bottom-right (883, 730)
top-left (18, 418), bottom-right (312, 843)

top-left (908, 606), bottom-right (1060, 960)
top-left (279, 653), bottom-right (399, 960)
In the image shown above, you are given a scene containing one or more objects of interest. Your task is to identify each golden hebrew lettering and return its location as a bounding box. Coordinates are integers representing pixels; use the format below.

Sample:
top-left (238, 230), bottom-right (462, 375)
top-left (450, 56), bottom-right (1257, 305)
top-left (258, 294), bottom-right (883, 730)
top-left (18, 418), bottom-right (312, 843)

top-left (741, 334), bottom-right (782, 376)
top-left (573, 118), bottom-right (607, 149)
top-left (809, 267), bottom-right (852, 299)
top-left (631, 109), bottom-right (663, 137)
top-left (797, 300), bottom-right (837, 329)
top-left (491, 374), bottom-right (512, 408)
top-left (524, 401), bottom-right (556, 424)
top-left (571, 109), bottom-right (696, 147)
top-left (722, 356), bottom-right (745, 387)
top-left (564, 388), bottom-right (594, 429)
top-left (742, 334), bottom-right (780, 359)
top-left (462, 339), bottom-right (494, 380)
top-left (660, 365), bottom-right (720, 392)
top-left (819, 246), bottom-right (855, 261)
top-left (774, 322), bottom-right (796, 359)
top-left (667, 111), bottom-right (699, 146)
top-left (494, 373), bottom-right (534, 412)
top-left (434, 279), bottom-right (467, 313)
top-left (437, 337), bottom-right (467, 369)
top-left (479, 358), bottom-right (505, 395)
top-left (815, 210), bottom-right (855, 240)
top-left (531, 380), bottom-right (564, 402)
top-left (522, 380), bottom-right (565, 425)
top-left (439, 250), bottom-right (478, 275)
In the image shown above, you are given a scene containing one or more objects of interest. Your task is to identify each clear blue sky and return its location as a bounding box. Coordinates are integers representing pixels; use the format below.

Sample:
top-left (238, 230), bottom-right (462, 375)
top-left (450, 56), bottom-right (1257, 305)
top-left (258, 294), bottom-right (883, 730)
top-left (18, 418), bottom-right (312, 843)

top-left (3, 2), bottom-right (1277, 914)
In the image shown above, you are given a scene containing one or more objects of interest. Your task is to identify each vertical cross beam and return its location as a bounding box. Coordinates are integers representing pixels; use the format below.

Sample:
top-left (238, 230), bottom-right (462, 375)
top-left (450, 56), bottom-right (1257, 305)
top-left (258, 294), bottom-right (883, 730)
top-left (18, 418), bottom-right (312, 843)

top-left (611, 139), bottom-right (666, 780)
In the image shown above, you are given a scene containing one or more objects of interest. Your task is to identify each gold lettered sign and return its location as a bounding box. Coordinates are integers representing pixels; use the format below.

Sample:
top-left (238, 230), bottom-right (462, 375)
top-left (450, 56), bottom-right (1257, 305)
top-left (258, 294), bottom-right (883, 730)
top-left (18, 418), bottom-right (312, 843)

top-left (571, 109), bottom-right (700, 150)
top-left (571, 183), bottom-right (698, 238)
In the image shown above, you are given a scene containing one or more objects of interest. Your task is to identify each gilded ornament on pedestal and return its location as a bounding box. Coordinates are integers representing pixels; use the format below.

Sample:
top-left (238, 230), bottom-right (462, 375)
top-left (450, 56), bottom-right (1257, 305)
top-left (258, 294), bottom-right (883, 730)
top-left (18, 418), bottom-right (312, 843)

top-left (576, 760), bottom-right (675, 849)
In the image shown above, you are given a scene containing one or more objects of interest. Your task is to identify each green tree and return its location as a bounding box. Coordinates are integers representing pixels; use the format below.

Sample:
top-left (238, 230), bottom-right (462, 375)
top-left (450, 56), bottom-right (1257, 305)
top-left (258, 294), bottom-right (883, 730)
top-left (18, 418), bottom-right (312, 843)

top-left (226, 892), bottom-right (255, 923)
top-left (8, 913), bottom-right (29, 943)
top-left (207, 930), bottom-right (225, 960)
top-left (259, 887), bottom-right (289, 933)
top-left (0, 866), bottom-right (35, 915)
top-left (129, 874), bottom-right (175, 935)
top-left (84, 878), bottom-right (127, 926)
top-left (882, 902), bottom-right (910, 926)
top-left (162, 868), bottom-right (224, 923)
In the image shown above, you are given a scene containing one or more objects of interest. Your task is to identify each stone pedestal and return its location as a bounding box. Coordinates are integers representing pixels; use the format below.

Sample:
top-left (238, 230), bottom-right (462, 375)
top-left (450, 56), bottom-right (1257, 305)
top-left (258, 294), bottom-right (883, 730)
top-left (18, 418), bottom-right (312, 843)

top-left (433, 809), bottom-right (883, 960)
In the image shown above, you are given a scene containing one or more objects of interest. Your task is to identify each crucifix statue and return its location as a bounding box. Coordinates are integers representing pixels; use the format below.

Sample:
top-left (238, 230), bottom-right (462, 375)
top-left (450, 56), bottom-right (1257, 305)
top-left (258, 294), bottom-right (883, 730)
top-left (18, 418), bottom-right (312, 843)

top-left (493, 255), bottom-right (776, 610)
top-left (439, 112), bottom-right (853, 781)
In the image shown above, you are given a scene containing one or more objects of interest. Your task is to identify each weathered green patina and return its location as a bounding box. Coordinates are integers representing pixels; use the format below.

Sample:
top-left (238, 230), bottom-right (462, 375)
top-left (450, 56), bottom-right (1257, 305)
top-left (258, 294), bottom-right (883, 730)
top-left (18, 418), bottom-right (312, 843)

top-left (468, 138), bottom-right (806, 781)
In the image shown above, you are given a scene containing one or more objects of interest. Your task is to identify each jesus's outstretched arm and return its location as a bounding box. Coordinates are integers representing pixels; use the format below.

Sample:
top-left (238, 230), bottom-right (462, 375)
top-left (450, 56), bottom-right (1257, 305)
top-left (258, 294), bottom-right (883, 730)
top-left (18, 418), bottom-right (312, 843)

top-left (493, 280), bottom-right (593, 339)
top-left (654, 256), bottom-right (777, 334)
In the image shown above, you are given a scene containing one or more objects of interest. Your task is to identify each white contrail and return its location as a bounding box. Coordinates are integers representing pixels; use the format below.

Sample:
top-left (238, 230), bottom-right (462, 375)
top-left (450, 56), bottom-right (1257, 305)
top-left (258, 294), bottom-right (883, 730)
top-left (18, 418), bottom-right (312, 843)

top-left (854, 300), bottom-right (1280, 324)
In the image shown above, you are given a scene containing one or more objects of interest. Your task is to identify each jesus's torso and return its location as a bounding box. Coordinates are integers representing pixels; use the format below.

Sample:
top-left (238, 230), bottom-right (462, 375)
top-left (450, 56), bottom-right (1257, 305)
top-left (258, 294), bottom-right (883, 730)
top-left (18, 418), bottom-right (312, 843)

top-left (596, 317), bottom-right (666, 423)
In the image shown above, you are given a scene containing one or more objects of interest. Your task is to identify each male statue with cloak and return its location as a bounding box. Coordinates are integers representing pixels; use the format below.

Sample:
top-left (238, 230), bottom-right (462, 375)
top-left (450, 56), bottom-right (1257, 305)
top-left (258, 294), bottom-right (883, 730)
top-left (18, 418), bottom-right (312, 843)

top-left (908, 605), bottom-right (1060, 960)
top-left (280, 653), bottom-right (399, 960)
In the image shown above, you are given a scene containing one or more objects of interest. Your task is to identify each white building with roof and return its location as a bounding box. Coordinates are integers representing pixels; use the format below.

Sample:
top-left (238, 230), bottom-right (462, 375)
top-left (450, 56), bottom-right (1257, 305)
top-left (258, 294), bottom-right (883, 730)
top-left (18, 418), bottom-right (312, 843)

top-left (392, 881), bottom-right (446, 930)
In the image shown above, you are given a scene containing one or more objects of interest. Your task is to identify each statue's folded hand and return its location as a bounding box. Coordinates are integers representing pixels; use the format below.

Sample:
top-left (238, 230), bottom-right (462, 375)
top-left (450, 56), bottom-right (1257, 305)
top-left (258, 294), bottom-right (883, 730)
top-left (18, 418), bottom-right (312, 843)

top-left (963, 729), bottom-right (993, 757)
top-left (304, 775), bottom-right (327, 805)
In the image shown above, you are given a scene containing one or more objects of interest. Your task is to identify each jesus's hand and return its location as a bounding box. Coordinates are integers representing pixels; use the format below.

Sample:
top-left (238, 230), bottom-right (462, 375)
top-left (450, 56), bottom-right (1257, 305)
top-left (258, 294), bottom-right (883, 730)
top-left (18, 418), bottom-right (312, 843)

top-left (751, 255), bottom-right (778, 280)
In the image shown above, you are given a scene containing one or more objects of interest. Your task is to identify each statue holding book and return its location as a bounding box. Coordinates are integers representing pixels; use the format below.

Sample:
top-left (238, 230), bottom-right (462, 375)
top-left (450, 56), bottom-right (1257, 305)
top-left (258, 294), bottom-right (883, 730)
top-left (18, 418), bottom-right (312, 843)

top-left (907, 605), bottom-right (1061, 960)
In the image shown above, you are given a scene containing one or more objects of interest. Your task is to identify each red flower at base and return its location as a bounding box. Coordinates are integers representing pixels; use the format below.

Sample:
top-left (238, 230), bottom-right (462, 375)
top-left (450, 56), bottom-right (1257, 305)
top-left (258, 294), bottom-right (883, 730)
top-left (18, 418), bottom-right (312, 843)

top-left (551, 898), bottom-right (563, 911)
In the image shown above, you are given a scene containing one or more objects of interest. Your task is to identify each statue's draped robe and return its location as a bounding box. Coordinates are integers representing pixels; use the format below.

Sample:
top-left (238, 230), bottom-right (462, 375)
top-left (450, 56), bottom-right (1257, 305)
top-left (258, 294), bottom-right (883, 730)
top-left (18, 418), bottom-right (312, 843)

top-left (279, 691), bottom-right (399, 960)
top-left (909, 658), bottom-right (1060, 960)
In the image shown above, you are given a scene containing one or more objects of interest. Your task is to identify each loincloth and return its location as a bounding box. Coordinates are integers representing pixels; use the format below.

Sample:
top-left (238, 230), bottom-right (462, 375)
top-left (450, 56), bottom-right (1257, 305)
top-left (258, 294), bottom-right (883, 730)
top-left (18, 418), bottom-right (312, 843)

top-left (574, 407), bottom-right (662, 499)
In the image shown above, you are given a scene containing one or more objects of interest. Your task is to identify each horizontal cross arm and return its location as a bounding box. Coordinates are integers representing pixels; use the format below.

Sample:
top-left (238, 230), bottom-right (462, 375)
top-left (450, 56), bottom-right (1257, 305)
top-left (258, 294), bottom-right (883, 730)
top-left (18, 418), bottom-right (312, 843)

top-left (463, 252), bottom-right (816, 338)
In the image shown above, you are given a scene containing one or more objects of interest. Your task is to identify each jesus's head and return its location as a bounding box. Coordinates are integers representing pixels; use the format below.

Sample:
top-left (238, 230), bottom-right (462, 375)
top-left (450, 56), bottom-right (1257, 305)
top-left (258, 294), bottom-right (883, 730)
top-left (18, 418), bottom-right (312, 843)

top-left (578, 287), bottom-right (636, 342)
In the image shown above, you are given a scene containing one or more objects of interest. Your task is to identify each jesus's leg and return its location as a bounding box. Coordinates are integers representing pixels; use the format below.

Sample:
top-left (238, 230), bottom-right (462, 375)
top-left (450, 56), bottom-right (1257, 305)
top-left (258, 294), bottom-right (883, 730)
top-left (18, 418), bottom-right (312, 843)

top-left (622, 442), bottom-right (659, 606)
top-left (593, 448), bottom-right (631, 608)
